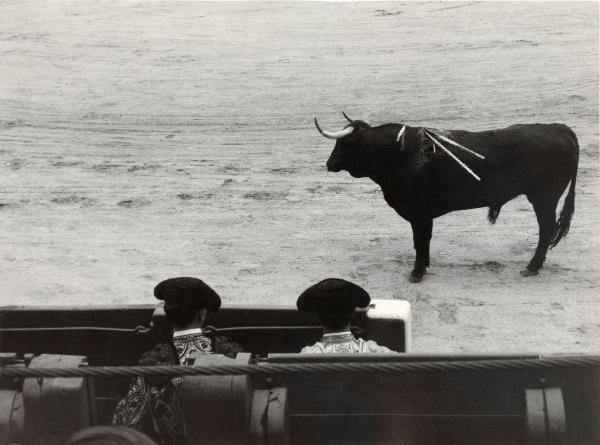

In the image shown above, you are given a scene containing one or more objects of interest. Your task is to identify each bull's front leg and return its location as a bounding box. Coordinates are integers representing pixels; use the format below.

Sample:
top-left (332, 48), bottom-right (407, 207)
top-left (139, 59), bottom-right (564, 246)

top-left (409, 218), bottom-right (433, 283)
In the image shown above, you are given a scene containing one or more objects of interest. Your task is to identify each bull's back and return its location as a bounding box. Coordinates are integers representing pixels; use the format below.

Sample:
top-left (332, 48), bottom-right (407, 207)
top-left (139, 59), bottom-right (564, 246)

top-left (448, 123), bottom-right (577, 179)
top-left (450, 123), bottom-right (576, 156)
top-left (424, 123), bottom-right (578, 215)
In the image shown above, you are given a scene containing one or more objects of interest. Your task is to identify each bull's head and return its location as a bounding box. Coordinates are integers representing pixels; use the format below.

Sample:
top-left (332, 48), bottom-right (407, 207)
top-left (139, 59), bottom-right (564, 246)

top-left (315, 112), bottom-right (375, 178)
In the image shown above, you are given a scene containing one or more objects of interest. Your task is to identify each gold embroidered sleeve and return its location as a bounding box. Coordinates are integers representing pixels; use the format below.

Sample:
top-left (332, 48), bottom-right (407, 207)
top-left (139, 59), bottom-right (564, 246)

top-left (300, 343), bottom-right (323, 353)
top-left (365, 340), bottom-right (396, 354)
top-left (112, 377), bottom-right (150, 426)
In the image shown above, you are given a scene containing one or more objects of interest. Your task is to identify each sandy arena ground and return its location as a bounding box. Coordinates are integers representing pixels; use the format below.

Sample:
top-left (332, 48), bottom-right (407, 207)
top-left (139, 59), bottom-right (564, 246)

top-left (1, 1), bottom-right (598, 353)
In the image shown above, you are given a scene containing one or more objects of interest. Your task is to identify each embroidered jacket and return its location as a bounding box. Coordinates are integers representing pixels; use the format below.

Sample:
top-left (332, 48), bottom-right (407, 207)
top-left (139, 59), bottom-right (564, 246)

top-left (300, 331), bottom-right (395, 354)
top-left (112, 329), bottom-right (212, 445)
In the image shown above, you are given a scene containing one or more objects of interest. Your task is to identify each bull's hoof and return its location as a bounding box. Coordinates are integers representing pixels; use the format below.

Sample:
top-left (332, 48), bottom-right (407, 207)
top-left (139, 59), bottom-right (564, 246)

top-left (520, 268), bottom-right (539, 277)
top-left (409, 272), bottom-right (424, 283)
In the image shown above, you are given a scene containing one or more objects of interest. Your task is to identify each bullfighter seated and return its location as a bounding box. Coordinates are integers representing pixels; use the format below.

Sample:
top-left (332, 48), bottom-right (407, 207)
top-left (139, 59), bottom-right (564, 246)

top-left (297, 278), bottom-right (395, 354)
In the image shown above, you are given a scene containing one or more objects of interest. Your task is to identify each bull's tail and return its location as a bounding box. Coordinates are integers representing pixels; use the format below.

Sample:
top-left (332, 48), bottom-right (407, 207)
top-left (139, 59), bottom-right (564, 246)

top-left (550, 128), bottom-right (579, 249)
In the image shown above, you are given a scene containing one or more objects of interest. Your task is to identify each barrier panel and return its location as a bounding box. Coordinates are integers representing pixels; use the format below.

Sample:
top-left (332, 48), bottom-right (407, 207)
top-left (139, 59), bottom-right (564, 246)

top-left (0, 303), bottom-right (597, 444)
top-left (260, 354), bottom-right (598, 445)
top-left (0, 353), bottom-right (598, 444)
top-left (0, 300), bottom-right (412, 361)
top-left (22, 355), bottom-right (95, 445)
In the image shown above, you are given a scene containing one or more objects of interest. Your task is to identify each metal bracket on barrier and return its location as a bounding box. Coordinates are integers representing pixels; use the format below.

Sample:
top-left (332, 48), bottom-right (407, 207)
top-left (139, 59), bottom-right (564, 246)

top-left (182, 353), bottom-right (253, 445)
top-left (525, 386), bottom-right (567, 445)
top-left (22, 355), bottom-right (96, 445)
top-left (250, 387), bottom-right (289, 445)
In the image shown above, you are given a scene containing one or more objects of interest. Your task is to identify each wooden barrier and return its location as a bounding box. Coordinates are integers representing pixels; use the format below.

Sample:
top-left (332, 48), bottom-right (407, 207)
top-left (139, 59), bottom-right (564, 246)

top-left (0, 301), bottom-right (411, 362)
top-left (22, 355), bottom-right (95, 445)
top-left (261, 354), bottom-right (599, 445)
top-left (0, 303), bottom-right (597, 444)
top-left (0, 353), bottom-right (598, 444)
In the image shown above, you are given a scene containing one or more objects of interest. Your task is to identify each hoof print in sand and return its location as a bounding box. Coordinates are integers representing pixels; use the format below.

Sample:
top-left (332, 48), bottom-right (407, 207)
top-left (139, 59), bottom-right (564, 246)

top-left (437, 303), bottom-right (458, 324)
top-left (470, 261), bottom-right (506, 273)
top-left (373, 9), bottom-right (403, 16)
top-left (127, 165), bottom-right (160, 173)
top-left (177, 192), bottom-right (214, 201)
top-left (51, 195), bottom-right (95, 206)
top-left (117, 198), bottom-right (149, 208)
top-left (243, 191), bottom-right (287, 201)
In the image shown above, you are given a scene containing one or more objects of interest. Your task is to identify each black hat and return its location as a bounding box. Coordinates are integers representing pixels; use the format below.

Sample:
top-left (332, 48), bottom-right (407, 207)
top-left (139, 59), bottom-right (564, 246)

top-left (154, 277), bottom-right (221, 311)
top-left (296, 278), bottom-right (371, 312)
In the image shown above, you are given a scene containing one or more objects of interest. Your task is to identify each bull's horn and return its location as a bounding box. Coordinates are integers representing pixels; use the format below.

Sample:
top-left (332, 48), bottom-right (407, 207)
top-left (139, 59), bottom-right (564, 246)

top-left (342, 111), bottom-right (353, 123)
top-left (314, 118), bottom-right (354, 140)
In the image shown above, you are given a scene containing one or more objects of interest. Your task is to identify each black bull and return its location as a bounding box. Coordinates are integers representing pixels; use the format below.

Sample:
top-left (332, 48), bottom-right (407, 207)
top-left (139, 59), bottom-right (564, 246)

top-left (316, 115), bottom-right (579, 282)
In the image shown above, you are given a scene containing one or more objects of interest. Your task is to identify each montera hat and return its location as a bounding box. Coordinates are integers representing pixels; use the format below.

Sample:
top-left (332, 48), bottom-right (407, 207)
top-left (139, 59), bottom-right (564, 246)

top-left (154, 277), bottom-right (221, 311)
top-left (296, 278), bottom-right (371, 312)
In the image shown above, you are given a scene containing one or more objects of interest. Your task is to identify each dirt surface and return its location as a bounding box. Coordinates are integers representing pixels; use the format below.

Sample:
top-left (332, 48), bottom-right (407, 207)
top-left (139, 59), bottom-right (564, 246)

top-left (1, 2), bottom-right (598, 353)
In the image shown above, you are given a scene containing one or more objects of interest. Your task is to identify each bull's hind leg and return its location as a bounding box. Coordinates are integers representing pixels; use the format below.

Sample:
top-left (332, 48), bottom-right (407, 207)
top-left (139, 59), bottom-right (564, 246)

top-left (521, 197), bottom-right (558, 277)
